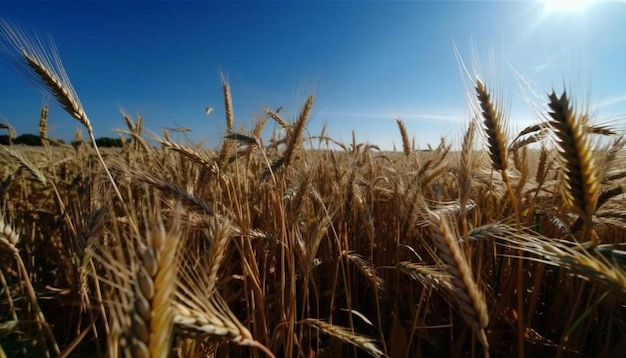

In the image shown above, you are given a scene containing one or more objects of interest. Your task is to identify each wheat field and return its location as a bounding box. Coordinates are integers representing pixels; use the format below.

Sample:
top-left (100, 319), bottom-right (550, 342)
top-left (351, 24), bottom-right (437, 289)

top-left (1, 22), bottom-right (626, 358)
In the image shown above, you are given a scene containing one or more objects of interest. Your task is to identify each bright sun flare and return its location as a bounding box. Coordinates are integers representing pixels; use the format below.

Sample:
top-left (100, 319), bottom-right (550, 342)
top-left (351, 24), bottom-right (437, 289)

top-left (543, 0), bottom-right (599, 13)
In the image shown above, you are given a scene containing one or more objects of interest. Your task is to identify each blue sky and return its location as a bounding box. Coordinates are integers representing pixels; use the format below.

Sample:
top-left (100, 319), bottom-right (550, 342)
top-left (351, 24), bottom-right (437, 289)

top-left (1, 0), bottom-right (626, 149)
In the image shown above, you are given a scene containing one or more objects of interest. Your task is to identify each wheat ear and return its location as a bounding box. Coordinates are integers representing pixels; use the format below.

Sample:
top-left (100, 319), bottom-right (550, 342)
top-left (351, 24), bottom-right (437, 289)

top-left (139, 208), bottom-right (183, 358)
top-left (429, 212), bottom-right (489, 357)
top-left (283, 94), bottom-right (314, 170)
top-left (0, 213), bottom-right (19, 254)
top-left (396, 117), bottom-right (411, 157)
top-left (0, 121), bottom-right (17, 142)
top-left (265, 107), bottom-right (290, 130)
top-left (475, 79), bottom-right (507, 171)
top-left (458, 119), bottom-right (476, 241)
top-left (154, 136), bottom-right (215, 169)
top-left (547, 91), bottom-right (599, 245)
top-left (504, 234), bottom-right (626, 295)
top-left (263, 94), bottom-right (313, 180)
top-left (0, 145), bottom-right (47, 184)
top-left (0, 21), bottom-right (129, 224)
top-left (392, 261), bottom-right (453, 291)
top-left (219, 80), bottom-right (235, 164)
top-left (475, 78), bottom-right (522, 222)
top-left (97, 204), bottom-right (183, 357)
top-left (38, 105), bottom-right (49, 146)
top-left (300, 318), bottom-right (386, 358)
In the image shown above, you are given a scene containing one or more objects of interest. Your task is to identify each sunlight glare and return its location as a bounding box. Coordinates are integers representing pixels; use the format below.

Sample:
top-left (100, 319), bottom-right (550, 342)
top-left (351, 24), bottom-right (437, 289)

top-left (543, 0), bottom-right (598, 13)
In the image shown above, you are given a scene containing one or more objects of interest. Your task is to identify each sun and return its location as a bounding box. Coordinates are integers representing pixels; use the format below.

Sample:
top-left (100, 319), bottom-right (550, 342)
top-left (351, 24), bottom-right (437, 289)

top-left (542, 0), bottom-right (599, 13)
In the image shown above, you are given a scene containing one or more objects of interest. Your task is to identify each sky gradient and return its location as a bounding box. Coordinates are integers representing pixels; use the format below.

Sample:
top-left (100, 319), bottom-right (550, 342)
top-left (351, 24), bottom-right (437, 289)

top-left (1, 0), bottom-right (626, 149)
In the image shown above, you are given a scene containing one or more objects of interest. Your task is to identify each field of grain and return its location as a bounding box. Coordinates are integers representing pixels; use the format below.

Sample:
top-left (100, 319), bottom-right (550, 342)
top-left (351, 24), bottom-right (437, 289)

top-left (2, 22), bottom-right (626, 358)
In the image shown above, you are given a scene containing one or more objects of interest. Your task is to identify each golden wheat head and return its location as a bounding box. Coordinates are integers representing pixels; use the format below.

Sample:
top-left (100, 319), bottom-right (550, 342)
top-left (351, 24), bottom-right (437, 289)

top-left (0, 20), bottom-right (89, 127)
top-left (547, 90), bottom-right (599, 219)
top-left (475, 78), bottom-right (508, 171)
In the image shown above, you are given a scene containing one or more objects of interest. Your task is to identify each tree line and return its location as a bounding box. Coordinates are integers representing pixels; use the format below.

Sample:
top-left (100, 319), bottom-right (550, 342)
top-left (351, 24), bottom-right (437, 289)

top-left (0, 134), bottom-right (126, 147)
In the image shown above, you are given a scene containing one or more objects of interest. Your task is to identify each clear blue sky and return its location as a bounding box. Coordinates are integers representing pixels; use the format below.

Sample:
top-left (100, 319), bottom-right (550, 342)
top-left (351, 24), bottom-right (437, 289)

top-left (1, 0), bottom-right (626, 149)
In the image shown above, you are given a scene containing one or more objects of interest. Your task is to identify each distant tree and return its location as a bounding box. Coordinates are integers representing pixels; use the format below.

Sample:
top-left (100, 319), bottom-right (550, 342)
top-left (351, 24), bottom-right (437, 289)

top-left (95, 137), bottom-right (124, 148)
top-left (14, 134), bottom-right (41, 146)
top-left (1, 133), bottom-right (126, 147)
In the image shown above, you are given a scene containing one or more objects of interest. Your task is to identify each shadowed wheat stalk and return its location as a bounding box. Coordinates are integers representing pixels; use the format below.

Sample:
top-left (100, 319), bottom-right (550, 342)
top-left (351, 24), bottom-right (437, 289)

top-left (0, 212), bottom-right (60, 356)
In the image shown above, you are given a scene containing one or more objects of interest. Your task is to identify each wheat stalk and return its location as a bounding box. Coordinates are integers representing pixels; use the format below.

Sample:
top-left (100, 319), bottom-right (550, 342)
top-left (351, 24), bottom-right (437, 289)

top-left (0, 212), bottom-right (60, 356)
